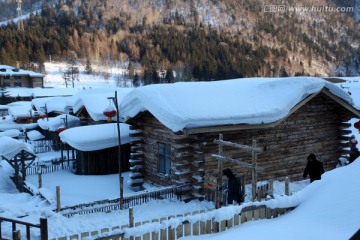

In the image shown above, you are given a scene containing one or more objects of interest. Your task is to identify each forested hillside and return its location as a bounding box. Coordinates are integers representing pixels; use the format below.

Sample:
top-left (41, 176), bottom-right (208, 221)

top-left (0, 0), bottom-right (360, 83)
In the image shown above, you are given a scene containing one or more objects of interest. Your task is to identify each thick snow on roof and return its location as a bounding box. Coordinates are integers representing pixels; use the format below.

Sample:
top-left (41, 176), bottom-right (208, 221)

top-left (0, 129), bottom-right (20, 138)
top-left (0, 123), bottom-right (38, 131)
top-left (72, 88), bottom-right (133, 121)
top-left (8, 105), bottom-right (32, 119)
top-left (26, 130), bottom-right (45, 141)
top-left (0, 65), bottom-right (43, 78)
top-left (32, 96), bottom-right (71, 113)
top-left (120, 77), bottom-right (354, 132)
top-left (0, 136), bottom-right (35, 160)
top-left (59, 123), bottom-right (134, 151)
top-left (7, 87), bottom-right (79, 98)
top-left (37, 114), bottom-right (80, 131)
top-left (0, 105), bottom-right (9, 110)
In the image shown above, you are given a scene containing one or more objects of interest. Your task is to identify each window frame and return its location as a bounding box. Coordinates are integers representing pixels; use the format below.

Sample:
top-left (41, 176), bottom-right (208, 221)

top-left (158, 142), bottom-right (171, 176)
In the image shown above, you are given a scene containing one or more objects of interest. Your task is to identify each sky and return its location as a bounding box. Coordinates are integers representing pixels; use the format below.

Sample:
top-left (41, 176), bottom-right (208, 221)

top-left (0, 64), bottom-right (359, 239)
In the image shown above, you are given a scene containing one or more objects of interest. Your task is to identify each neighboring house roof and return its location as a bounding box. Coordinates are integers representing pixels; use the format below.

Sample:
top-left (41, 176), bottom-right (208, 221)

top-left (7, 87), bottom-right (79, 98)
top-left (59, 123), bottom-right (134, 151)
top-left (0, 129), bottom-right (20, 138)
top-left (8, 105), bottom-right (32, 119)
top-left (32, 96), bottom-right (71, 114)
top-left (0, 65), bottom-right (43, 78)
top-left (37, 114), bottom-right (80, 132)
top-left (119, 77), bottom-right (359, 133)
top-left (0, 136), bottom-right (35, 160)
top-left (72, 88), bottom-right (133, 122)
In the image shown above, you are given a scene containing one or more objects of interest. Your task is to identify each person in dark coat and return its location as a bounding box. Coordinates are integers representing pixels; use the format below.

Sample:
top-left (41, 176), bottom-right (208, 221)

top-left (222, 168), bottom-right (241, 205)
top-left (303, 154), bottom-right (325, 183)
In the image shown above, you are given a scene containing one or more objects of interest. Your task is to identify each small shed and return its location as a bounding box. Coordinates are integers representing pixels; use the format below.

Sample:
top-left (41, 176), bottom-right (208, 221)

top-left (119, 77), bottom-right (360, 199)
top-left (59, 123), bottom-right (134, 175)
top-left (0, 136), bottom-right (36, 192)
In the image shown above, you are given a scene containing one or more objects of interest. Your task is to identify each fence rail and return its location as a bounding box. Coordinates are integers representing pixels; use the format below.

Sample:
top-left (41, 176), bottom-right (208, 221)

top-left (50, 204), bottom-right (295, 240)
top-left (27, 140), bottom-right (53, 153)
top-left (26, 162), bottom-right (74, 176)
top-left (0, 217), bottom-right (48, 240)
top-left (60, 185), bottom-right (185, 217)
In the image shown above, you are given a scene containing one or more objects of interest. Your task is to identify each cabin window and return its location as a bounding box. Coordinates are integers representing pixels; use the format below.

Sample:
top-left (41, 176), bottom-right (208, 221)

top-left (4, 81), bottom-right (10, 87)
top-left (13, 75), bottom-right (21, 79)
top-left (14, 82), bottom-right (22, 87)
top-left (158, 143), bottom-right (171, 175)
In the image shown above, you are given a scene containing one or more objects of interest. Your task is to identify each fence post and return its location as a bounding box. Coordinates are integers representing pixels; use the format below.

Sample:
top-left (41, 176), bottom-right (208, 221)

top-left (129, 207), bottom-right (134, 240)
top-left (13, 230), bottom-right (20, 240)
top-left (285, 177), bottom-right (290, 196)
top-left (40, 218), bottom-right (48, 240)
top-left (56, 186), bottom-right (61, 212)
top-left (268, 179), bottom-right (274, 197)
top-left (38, 169), bottom-right (42, 188)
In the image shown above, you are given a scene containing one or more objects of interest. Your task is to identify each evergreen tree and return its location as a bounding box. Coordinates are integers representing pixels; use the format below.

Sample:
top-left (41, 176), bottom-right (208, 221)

top-left (164, 68), bottom-right (174, 83)
top-left (85, 58), bottom-right (93, 74)
top-left (0, 84), bottom-right (11, 105)
top-left (132, 73), bottom-right (141, 87)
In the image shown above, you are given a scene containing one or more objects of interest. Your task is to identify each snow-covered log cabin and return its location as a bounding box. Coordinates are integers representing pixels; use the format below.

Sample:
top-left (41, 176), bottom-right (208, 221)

top-left (0, 65), bottom-right (43, 88)
top-left (119, 77), bottom-right (360, 199)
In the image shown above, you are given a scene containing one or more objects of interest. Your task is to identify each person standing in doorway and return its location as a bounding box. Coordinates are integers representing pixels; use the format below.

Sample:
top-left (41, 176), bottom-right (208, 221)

top-left (303, 153), bottom-right (325, 183)
top-left (222, 168), bottom-right (241, 205)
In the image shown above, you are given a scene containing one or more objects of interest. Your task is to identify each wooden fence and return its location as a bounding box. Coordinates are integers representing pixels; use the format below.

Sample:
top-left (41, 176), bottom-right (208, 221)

top-left (50, 204), bottom-right (294, 240)
top-left (60, 185), bottom-right (185, 218)
top-left (26, 161), bottom-right (74, 176)
top-left (27, 140), bottom-right (53, 153)
top-left (0, 217), bottom-right (48, 240)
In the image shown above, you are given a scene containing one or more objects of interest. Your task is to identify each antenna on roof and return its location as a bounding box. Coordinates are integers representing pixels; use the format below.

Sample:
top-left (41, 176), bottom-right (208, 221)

top-left (16, 0), bottom-right (24, 31)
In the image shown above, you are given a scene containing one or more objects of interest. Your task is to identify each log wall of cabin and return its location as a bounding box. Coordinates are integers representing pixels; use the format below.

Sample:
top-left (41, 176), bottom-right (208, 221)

top-left (129, 93), bottom-right (355, 198)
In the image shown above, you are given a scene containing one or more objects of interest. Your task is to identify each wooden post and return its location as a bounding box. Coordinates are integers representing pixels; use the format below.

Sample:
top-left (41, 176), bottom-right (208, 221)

top-left (56, 186), bottom-right (61, 212)
top-left (13, 230), bottom-right (20, 240)
top-left (129, 207), bottom-right (134, 240)
top-left (38, 169), bottom-right (42, 188)
top-left (268, 179), bottom-right (274, 197)
top-left (240, 175), bottom-right (245, 202)
top-left (216, 134), bottom-right (223, 209)
top-left (40, 218), bottom-right (48, 240)
top-left (21, 150), bottom-right (26, 181)
top-left (60, 141), bottom-right (64, 163)
top-left (285, 177), bottom-right (290, 196)
top-left (120, 176), bottom-right (124, 210)
top-left (251, 140), bottom-right (257, 202)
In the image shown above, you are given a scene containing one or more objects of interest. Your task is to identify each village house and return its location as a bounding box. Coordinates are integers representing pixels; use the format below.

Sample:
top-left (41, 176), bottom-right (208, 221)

top-left (119, 77), bottom-right (360, 200)
top-left (59, 123), bottom-right (133, 176)
top-left (51, 88), bottom-right (135, 176)
top-left (0, 65), bottom-right (43, 88)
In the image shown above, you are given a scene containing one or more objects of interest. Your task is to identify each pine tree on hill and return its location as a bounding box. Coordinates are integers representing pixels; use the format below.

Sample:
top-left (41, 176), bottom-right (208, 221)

top-left (0, 84), bottom-right (12, 105)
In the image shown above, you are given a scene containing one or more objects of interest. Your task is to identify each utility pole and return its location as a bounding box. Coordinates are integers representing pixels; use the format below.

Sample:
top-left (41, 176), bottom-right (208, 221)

top-left (109, 91), bottom-right (123, 209)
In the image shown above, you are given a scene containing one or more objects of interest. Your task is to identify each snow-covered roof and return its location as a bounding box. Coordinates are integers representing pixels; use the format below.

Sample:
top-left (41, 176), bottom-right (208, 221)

top-left (7, 87), bottom-right (79, 98)
top-left (59, 123), bottom-right (134, 151)
top-left (0, 65), bottom-right (43, 78)
top-left (119, 77), bottom-right (355, 132)
top-left (32, 96), bottom-right (71, 113)
top-left (0, 105), bottom-right (9, 110)
top-left (0, 136), bottom-right (35, 160)
top-left (37, 114), bottom-right (80, 131)
top-left (72, 88), bottom-right (133, 121)
top-left (8, 105), bottom-right (32, 119)
top-left (0, 123), bottom-right (38, 131)
top-left (26, 130), bottom-right (45, 141)
top-left (0, 129), bottom-right (20, 138)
